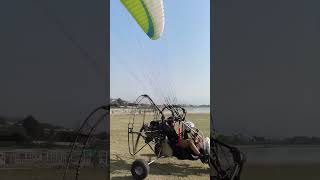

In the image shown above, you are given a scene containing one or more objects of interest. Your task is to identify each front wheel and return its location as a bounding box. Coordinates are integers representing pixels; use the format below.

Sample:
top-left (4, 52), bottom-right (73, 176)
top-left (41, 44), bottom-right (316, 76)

top-left (131, 159), bottom-right (150, 179)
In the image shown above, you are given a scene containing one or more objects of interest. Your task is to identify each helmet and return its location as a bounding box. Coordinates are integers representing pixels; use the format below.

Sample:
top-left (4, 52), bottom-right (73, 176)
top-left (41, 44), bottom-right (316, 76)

top-left (183, 121), bottom-right (195, 132)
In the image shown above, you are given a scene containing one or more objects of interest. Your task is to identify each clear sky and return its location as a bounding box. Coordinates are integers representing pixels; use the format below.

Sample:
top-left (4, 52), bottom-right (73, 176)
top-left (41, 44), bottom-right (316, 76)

top-left (110, 0), bottom-right (210, 105)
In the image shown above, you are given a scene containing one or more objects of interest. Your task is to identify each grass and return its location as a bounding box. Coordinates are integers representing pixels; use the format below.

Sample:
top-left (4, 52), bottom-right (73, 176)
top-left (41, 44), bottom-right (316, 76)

top-left (110, 113), bottom-right (211, 180)
top-left (1, 113), bottom-right (319, 179)
top-left (242, 163), bottom-right (320, 180)
top-left (1, 163), bottom-right (319, 180)
top-left (0, 168), bottom-right (108, 180)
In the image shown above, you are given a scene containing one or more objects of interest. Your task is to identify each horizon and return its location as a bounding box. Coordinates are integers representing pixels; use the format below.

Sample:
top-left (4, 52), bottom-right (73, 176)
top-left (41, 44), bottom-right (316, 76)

top-left (110, 96), bottom-right (211, 106)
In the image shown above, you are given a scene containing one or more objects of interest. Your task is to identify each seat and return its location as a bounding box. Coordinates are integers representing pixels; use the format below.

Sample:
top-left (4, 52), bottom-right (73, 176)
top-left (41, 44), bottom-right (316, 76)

top-left (172, 146), bottom-right (199, 160)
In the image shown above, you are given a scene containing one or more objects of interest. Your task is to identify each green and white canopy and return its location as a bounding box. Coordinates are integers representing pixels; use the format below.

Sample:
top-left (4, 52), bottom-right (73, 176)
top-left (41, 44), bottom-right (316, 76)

top-left (120, 0), bottom-right (165, 40)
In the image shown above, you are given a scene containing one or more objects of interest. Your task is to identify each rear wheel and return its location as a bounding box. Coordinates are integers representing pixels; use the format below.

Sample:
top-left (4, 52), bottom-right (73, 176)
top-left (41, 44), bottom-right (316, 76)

top-left (131, 159), bottom-right (150, 179)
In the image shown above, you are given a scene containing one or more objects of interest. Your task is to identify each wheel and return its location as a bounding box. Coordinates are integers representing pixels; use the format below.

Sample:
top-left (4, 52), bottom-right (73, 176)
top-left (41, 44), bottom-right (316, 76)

top-left (131, 159), bottom-right (150, 179)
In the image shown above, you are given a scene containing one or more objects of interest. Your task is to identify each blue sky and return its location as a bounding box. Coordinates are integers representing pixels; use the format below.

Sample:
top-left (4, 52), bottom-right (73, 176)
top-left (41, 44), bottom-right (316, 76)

top-left (110, 0), bottom-right (210, 105)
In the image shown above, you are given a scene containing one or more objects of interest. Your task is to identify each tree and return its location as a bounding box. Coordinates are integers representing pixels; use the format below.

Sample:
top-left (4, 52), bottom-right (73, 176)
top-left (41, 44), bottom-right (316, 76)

top-left (22, 115), bottom-right (42, 140)
top-left (12, 132), bottom-right (29, 143)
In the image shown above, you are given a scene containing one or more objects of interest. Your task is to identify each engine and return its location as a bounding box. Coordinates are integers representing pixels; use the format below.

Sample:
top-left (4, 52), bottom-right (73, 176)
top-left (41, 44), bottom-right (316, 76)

top-left (144, 120), bottom-right (163, 143)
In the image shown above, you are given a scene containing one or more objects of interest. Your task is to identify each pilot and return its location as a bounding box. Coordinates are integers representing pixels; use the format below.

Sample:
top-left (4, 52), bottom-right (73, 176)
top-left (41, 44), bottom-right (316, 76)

top-left (165, 117), bottom-right (204, 157)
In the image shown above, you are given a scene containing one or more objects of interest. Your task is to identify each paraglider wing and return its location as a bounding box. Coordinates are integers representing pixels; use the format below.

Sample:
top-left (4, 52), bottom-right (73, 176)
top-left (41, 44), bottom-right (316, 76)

top-left (120, 0), bottom-right (165, 40)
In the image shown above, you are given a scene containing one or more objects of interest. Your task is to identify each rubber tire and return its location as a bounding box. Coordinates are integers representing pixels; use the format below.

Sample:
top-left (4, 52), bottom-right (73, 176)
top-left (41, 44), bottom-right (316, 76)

top-left (131, 159), bottom-right (150, 180)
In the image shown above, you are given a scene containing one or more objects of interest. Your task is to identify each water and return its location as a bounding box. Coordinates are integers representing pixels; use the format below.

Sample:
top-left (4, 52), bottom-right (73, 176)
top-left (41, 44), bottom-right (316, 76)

top-left (185, 107), bottom-right (210, 113)
top-left (241, 145), bottom-right (320, 164)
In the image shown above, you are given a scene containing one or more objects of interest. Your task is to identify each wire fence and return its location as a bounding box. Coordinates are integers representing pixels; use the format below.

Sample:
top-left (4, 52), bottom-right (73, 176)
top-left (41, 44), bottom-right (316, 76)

top-left (0, 149), bottom-right (107, 168)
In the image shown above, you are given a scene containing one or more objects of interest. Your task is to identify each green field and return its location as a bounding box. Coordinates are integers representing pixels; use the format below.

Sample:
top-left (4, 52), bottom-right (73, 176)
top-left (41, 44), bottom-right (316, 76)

top-left (110, 113), bottom-right (211, 180)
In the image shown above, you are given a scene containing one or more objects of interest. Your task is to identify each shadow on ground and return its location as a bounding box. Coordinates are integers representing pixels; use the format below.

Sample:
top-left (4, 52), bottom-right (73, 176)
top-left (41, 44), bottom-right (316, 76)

top-left (111, 176), bottom-right (133, 180)
top-left (110, 155), bottom-right (209, 179)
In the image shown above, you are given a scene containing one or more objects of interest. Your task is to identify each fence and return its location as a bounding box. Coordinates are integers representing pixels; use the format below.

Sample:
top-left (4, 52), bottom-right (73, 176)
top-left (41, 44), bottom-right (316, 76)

top-left (0, 149), bottom-right (107, 168)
